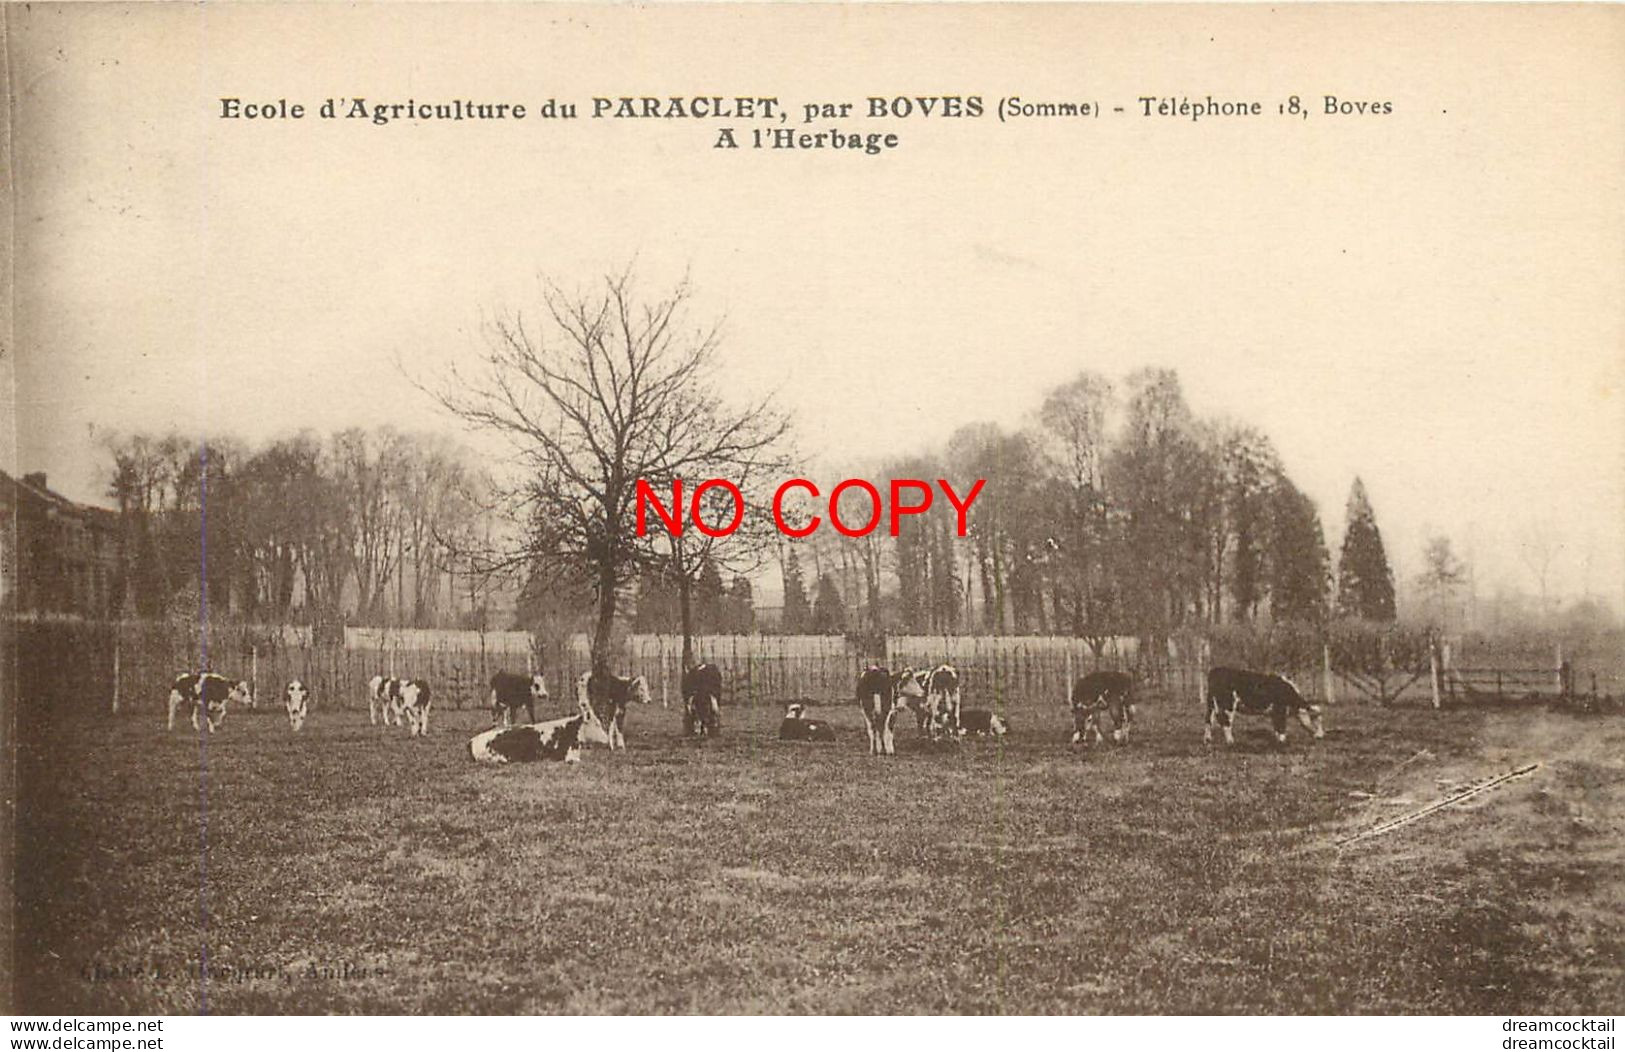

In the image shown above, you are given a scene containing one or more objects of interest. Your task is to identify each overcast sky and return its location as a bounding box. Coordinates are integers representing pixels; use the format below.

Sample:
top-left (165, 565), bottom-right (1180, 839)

top-left (7, 4), bottom-right (1622, 606)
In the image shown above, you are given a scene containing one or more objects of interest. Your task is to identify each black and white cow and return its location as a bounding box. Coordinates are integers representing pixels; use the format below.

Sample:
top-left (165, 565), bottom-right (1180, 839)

top-left (959, 708), bottom-right (1008, 738)
top-left (467, 701), bottom-right (611, 765)
top-left (1070, 670), bottom-right (1135, 746)
top-left (681, 663), bottom-right (723, 738)
top-left (489, 671), bottom-right (549, 728)
top-left (397, 679), bottom-right (432, 737)
top-left (284, 679), bottom-right (310, 732)
top-left (855, 665), bottom-right (926, 756)
top-left (1204, 666), bottom-right (1325, 747)
top-left (166, 672), bottom-right (251, 732)
top-left (778, 702), bottom-right (837, 743)
top-left (580, 670), bottom-right (652, 751)
top-left (367, 675), bottom-right (403, 727)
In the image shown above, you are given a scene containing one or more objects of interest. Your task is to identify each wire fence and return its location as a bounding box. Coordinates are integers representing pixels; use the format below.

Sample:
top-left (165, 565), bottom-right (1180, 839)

top-left (8, 615), bottom-right (1620, 721)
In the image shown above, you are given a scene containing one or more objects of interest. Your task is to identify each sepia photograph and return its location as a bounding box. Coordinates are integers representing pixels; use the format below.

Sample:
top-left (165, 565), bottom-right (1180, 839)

top-left (1, 1), bottom-right (1622, 1024)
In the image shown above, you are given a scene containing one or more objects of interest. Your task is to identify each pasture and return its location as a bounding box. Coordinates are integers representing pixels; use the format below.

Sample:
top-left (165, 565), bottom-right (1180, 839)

top-left (12, 684), bottom-right (1623, 1014)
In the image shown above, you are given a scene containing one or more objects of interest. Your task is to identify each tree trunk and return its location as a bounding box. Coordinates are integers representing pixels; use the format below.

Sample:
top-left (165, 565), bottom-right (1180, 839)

top-left (679, 571), bottom-right (695, 670)
top-left (591, 562), bottom-right (619, 676)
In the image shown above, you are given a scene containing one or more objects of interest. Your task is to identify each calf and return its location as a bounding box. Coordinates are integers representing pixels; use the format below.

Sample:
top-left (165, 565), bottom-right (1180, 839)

top-left (489, 671), bottom-right (549, 728)
top-left (778, 702), bottom-right (837, 743)
top-left (468, 706), bottom-right (610, 765)
top-left (367, 675), bottom-right (403, 727)
top-left (959, 708), bottom-right (1008, 738)
top-left (284, 679), bottom-right (310, 732)
top-left (855, 665), bottom-right (926, 756)
top-left (1204, 666), bottom-right (1325, 747)
top-left (681, 662), bottom-right (723, 738)
top-left (1070, 671), bottom-right (1135, 746)
top-left (580, 670), bottom-right (652, 751)
top-left (397, 679), bottom-right (433, 737)
top-left (166, 672), bottom-right (250, 732)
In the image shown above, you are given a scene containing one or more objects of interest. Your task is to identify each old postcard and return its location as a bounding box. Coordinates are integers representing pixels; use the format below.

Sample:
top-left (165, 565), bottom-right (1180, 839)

top-left (2, 2), bottom-right (1621, 1026)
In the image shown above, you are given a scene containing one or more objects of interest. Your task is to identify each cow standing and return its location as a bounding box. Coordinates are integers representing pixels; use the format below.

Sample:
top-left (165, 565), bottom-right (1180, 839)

top-left (166, 673), bottom-right (250, 733)
top-left (1070, 671), bottom-right (1135, 746)
top-left (284, 679), bottom-right (310, 732)
top-left (489, 671), bottom-right (549, 728)
top-left (681, 663), bottom-right (723, 738)
top-left (855, 665), bottom-right (926, 756)
top-left (368, 675), bottom-right (403, 727)
top-left (580, 670), bottom-right (652, 751)
top-left (397, 679), bottom-right (433, 737)
top-left (1204, 667), bottom-right (1325, 747)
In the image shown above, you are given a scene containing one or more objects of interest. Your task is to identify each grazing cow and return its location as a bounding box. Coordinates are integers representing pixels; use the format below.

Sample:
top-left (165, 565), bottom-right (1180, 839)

top-left (166, 672), bottom-right (250, 732)
top-left (1070, 671), bottom-right (1135, 746)
top-left (959, 708), bottom-right (1008, 738)
top-left (923, 663), bottom-right (963, 740)
top-left (1204, 666), bottom-right (1325, 747)
top-left (468, 704), bottom-right (611, 764)
top-left (284, 679), bottom-right (310, 732)
top-left (580, 670), bottom-right (652, 751)
top-left (778, 702), bottom-right (837, 743)
top-left (681, 663), bottom-right (723, 738)
top-left (367, 675), bottom-right (403, 727)
top-left (489, 671), bottom-right (549, 728)
top-left (855, 665), bottom-right (926, 756)
top-left (397, 679), bottom-right (433, 737)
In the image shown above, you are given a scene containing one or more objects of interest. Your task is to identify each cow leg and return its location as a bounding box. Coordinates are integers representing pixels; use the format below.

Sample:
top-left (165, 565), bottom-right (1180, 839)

top-left (191, 704), bottom-right (202, 732)
top-left (881, 711), bottom-right (896, 756)
top-left (420, 705), bottom-right (430, 736)
top-left (1120, 703), bottom-right (1137, 743)
top-left (1272, 706), bottom-right (1289, 745)
top-left (167, 692), bottom-right (181, 731)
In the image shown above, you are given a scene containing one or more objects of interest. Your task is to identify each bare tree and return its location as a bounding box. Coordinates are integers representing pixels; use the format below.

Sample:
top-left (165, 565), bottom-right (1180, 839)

top-left (1515, 518), bottom-right (1564, 620)
top-left (433, 269), bottom-right (790, 673)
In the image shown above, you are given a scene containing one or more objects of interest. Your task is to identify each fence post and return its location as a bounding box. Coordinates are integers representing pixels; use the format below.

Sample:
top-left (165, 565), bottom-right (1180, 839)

top-left (1430, 640), bottom-right (1443, 709)
top-left (1555, 643), bottom-right (1564, 696)
top-left (1322, 643), bottom-right (1335, 706)
top-left (111, 629), bottom-right (121, 714)
top-left (251, 644), bottom-right (259, 706)
top-left (660, 637), bottom-right (670, 709)
top-left (1064, 647), bottom-right (1074, 707)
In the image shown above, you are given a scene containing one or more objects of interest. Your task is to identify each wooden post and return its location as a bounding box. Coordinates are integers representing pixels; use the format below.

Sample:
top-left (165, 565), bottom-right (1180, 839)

top-left (1555, 643), bottom-right (1564, 696)
top-left (251, 644), bottom-right (259, 706)
top-left (1429, 641), bottom-right (1442, 709)
top-left (1322, 643), bottom-right (1336, 706)
top-left (1064, 647), bottom-right (1074, 707)
top-left (661, 637), bottom-right (670, 709)
top-left (111, 630), bottom-right (121, 714)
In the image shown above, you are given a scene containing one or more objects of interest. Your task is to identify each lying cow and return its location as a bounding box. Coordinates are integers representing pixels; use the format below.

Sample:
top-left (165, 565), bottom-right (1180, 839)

top-left (778, 702), bottom-right (837, 742)
top-left (681, 662), bottom-right (723, 738)
top-left (1070, 671), bottom-right (1135, 746)
top-left (1204, 666), bottom-right (1325, 747)
top-left (284, 679), bottom-right (310, 732)
top-left (580, 669), bottom-right (652, 751)
top-left (367, 674), bottom-right (402, 727)
top-left (856, 665), bottom-right (926, 756)
top-left (489, 671), bottom-right (549, 728)
top-left (959, 708), bottom-right (1008, 738)
top-left (166, 672), bottom-right (251, 732)
top-left (468, 695), bottom-right (612, 764)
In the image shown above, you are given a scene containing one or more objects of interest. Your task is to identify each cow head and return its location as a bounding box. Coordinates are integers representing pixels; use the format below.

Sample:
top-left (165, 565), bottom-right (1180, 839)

top-left (785, 703), bottom-right (806, 720)
top-left (630, 675), bottom-right (652, 705)
top-left (892, 668), bottom-right (926, 703)
top-left (1298, 704), bottom-right (1326, 740)
top-left (285, 680), bottom-right (309, 732)
top-left (531, 673), bottom-right (550, 704)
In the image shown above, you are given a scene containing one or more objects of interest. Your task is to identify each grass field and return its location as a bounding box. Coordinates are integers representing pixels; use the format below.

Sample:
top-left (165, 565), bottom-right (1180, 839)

top-left (11, 686), bottom-right (1623, 1014)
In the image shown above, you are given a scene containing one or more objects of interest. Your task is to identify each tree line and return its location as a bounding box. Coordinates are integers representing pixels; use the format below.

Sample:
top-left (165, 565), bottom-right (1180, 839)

top-left (771, 368), bottom-right (1398, 651)
top-left (98, 427), bottom-right (505, 626)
